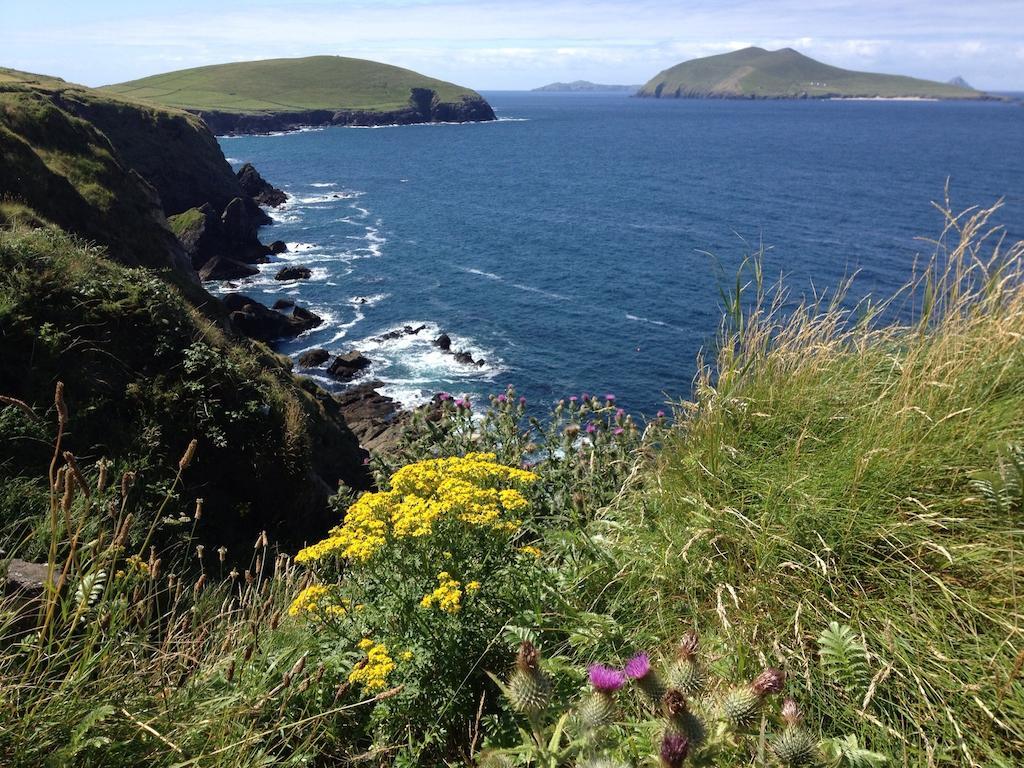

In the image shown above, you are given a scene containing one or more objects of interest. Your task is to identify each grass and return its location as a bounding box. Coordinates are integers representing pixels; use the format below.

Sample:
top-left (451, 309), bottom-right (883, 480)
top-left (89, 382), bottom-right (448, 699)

top-left (579, 199), bottom-right (1024, 765)
top-left (103, 56), bottom-right (484, 114)
top-left (639, 47), bottom-right (984, 98)
top-left (2, 198), bottom-right (1021, 765)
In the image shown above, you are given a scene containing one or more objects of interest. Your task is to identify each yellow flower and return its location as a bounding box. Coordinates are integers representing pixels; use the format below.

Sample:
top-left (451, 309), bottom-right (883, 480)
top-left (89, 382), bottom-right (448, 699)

top-left (348, 639), bottom-right (395, 692)
top-left (420, 571), bottom-right (464, 613)
top-left (288, 584), bottom-right (348, 619)
top-left (519, 545), bottom-right (543, 559)
top-left (294, 454), bottom-right (537, 565)
top-left (400, 650), bottom-right (414, 662)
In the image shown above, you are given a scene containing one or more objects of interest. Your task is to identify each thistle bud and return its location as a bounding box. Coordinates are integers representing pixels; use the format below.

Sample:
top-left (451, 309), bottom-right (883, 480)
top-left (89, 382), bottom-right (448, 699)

top-left (659, 731), bottom-right (689, 768)
top-left (666, 630), bottom-right (704, 695)
top-left (662, 688), bottom-right (706, 745)
top-left (770, 698), bottom-right (819, 767)
top-left (722, 668), bottom-right (786, 728)
top-left (751, 667), bottom-right (786, 696)
top-left (507, 641), bottom-right (550, 716)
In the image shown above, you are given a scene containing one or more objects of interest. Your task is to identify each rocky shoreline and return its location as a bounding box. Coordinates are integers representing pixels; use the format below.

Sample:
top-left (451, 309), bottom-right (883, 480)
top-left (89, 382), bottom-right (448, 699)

top-left (196, 91), bottom-right (497, 136)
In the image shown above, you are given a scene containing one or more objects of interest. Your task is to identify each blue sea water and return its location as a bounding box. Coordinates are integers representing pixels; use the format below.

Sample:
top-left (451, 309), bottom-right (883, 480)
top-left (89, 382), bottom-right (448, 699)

top-left (217, 92), bottom-right (1024, 416)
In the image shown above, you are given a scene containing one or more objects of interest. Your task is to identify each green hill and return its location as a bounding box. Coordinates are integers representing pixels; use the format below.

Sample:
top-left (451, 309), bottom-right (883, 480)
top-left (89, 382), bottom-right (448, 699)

top-left (103, 55), bottom-right (496, 132)
top-left (639, 47), bottom-right (985, 99)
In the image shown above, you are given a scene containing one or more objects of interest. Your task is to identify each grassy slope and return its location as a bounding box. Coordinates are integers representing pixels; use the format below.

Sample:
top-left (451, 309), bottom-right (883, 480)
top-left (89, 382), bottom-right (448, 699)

top-left (588, 203), bottom-right (1023, 763)
top-left (103, 56), bottom-right (483, 114)
top-left (0, 67), bottom-right (242, 217)
top-left (640, 47), bottom-right (984, 98)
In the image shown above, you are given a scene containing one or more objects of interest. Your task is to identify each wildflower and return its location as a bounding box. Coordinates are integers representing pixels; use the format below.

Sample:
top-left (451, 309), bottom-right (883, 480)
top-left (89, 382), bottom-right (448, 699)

top-left (497, 393), bottom-right (507, 403)
top-left (626, 652), bottom-right (665, 705)
top-left (615, 408), bottom-right (625, 420)
top-left (613, 427), bottom-right (624, 436)
top-left (585, 423), bottom-right (597, 434)
top-left (771, 698), bottom-right (819, 767)
top-left (420, 571), bottom-right (464, 613)
top-left (588, 664), bottom-right (625, 693)
top-left (569, 395), bottom-right (578, 403)
top-left (657, 410), bottom-right (666, 419)
top-left (605, 394), bottom-right (615, 403)
top-left (288, 584), bottom-right (347, 619)
top-left (400, 650), bottom-right (414, 662)
top-left (519, 545), bottom-right (542, 559)
top-left (348, 640), bottom-right (395, 692)
top-left (659, 731), bottom-right (689, 768)
top-left (666, 630), bottom-right (704, 695)
top-left (518, 396), bottom-right (527, 406)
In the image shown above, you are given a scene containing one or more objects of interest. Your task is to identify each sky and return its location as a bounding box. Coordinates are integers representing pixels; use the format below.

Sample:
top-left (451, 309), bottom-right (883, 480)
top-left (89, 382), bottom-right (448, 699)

top-left (4, 0), bottom-right (1023, 91)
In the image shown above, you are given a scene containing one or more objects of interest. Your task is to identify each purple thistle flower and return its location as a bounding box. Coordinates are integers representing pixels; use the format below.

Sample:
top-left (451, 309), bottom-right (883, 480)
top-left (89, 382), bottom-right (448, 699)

top-left (519, 396), bottom-right (527, 406)
top-left (624, 653), bottom-right (650, 680)
top-left (585, 423), bottom-right (597, 434)
top-left (438, 392), bottom-right (451, 401)
top-left (581, 392), bottom-right (590, 401)
top-left (605, 394), bottom-right (616, 403)
top-left (362, 457), bottom-right (370, 465)
top-left (659, 732), bottom-right (690, 768)
top-left (588, 664), bottom-right (625, 693)
top-left (569, 396), bottom-right (578, 403)
top-left (616, 408), bottom-right (625, 419)
top-left (497, 393), bottom-right (507, 403)
top-left (657, 410), bottom-right (665, 418)
top-left (613, 427), bottom-right (625, 436)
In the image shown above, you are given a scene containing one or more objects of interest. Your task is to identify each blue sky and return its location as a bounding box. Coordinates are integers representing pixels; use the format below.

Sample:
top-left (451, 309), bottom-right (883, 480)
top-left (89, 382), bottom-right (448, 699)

top-left (4, 0), bottom-right (1023, 90)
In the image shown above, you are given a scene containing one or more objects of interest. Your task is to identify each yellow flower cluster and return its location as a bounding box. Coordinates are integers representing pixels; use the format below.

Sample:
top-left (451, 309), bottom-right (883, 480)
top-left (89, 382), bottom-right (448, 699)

top-left (519, 545), bottom-right (543, 559)
top-left (287, 584), bottom-right (347, 619)
top-left (348, 638), bottom-right (395, 692)
top-left (296, 453), bottom-right (537, 564)
top-left (419, 571), bottom-right (481, 613)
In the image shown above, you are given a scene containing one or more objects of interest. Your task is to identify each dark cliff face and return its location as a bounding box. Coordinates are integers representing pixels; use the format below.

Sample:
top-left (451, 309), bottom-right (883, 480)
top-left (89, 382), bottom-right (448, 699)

top-left (50, 91), bottom-right (244, 216)
top-left (195, 89), bottom-right (497, 135)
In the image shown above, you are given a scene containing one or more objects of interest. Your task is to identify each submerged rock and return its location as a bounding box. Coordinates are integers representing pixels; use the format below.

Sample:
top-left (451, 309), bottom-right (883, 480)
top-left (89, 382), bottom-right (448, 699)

top-left (269, 240), bottom-right (288, 254)
top-left (434, 333), bottom-right (452, 351)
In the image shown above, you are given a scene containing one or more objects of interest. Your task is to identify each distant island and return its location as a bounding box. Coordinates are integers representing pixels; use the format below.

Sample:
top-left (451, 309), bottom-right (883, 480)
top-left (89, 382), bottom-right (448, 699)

top-left (533, 81), bottom-right (639, 93)
top-left (103, 55), bottom-right (496, 134)
top-left (638, 47), bottom-right (986, 100)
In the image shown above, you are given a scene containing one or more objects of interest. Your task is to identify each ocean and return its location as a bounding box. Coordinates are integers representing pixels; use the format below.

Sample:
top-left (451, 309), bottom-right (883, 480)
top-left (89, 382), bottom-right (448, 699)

top-left (217, 92), bottom-right (1024, 417)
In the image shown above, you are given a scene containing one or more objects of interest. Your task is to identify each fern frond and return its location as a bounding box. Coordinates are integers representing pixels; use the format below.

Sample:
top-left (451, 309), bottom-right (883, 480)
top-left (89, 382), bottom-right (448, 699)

top-left (818, 622), bottom-right (870, 695)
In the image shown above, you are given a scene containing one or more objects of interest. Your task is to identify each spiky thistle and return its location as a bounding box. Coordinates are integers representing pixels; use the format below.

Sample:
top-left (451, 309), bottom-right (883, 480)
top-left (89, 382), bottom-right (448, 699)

top-left (666, 630), bottom-right (705, 696)
top-left (578, 664), bottom-right (625, 730)
top-left (507, 640), bottom-right (550, 716)
top-left (661, 688), bottom-right (706, 746)
top-left (625, 652), bottom-right (665, 707)
top-left (770, 698), bottom-right (820, 767)
top-left (721, 667), bottom-right (786, 728)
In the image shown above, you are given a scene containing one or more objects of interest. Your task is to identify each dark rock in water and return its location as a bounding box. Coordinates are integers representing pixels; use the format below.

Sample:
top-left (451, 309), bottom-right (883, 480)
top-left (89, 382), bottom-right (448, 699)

top-left (434, 333), bottom-right (452, 351)
top-left (223, 293), bottom-right (322, 342)
top-left (477, 359), bottom-right (486, 367)
top-left (237, 162), bottom-right (288, 207)
top-left (334, 381), bottom-right (408, 453)
top-left (298, 348), bottom-right (330, 368)
top-left (327, 350), bottom-right (372, 381)
top-left (269, 240), bottom-right (288, 254)
top-left (276, 265), bottom-right (312, 281)
top-left (272, 298), bottom-right (295, 310)
top-left (199, 254), bottom-right (260, 281)
top-left (374, 324), bottom-right (427, 342)
top-left (453, 350), bottom-right (475, 365)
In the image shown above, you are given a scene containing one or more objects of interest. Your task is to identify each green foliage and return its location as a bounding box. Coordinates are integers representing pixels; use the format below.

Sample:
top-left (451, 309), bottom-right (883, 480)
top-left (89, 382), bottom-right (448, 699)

top-left (817, 623), bottom-right (870, 697)
top-left (972, 443), bottom-right (1024, 515)
top-left (103, 56), bottom-right (484, 114)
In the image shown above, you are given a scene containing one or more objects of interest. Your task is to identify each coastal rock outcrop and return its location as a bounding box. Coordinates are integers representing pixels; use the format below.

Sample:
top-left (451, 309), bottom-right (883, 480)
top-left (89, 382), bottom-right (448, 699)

top-left (237, 162), bottom-right (288, 207)
top-left (298, 348), bottom-right (331, 368)
top-left (334, 381), bottom-right (408, 453)
top-left (222, 293), bottom-right (323, 342)
top-left (328, 351), bottom-right (372, 381)
top-left (276, 265), bottom-right (312, 281)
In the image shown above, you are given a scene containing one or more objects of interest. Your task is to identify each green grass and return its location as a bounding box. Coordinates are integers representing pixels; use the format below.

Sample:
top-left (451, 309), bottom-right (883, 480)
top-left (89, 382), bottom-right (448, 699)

top-left (103, 56), bottom-right (484, 114)
top-left (639, 47), bottom-right (984, 99)
top-left (580, 200), bottom-right (1024, 764)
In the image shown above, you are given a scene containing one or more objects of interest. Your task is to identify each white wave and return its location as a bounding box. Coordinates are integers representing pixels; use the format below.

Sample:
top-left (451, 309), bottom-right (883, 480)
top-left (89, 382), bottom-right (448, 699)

top-left (224, 157), bottom-right (241, 164)
top-left (510, 283), bottom-right (571, 301)
top-left (625, 313), bottom-right (686, 332)
top-left (464, 267), bottom-right (502, 280)
top-left (310, 182), bottom-right (337, 188)
top-left (349, 293), bottom-right (390, 308)
top-left (285, 242), bottom-right (318, 252)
